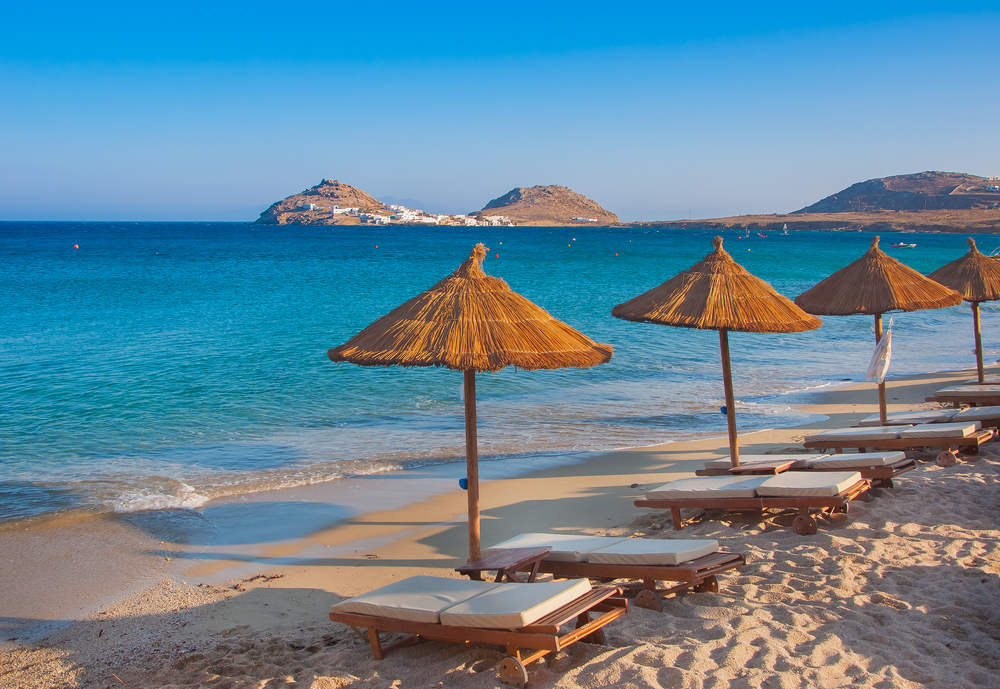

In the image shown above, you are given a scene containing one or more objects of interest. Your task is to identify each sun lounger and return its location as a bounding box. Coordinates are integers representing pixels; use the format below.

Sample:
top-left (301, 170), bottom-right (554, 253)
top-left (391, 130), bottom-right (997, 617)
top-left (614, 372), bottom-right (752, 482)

top-left (636, 472), bottom-right (869, 535)
top-left (329, 575), bottom-right (627, 687)
top-left (929, 384), bottom-right (1000, 407)
top-left (478, 532), bottom-right (746, 612)
top-left (803, 421), bottom-right (994, 457)
top-left (697, 451), bottom-right (916, 488)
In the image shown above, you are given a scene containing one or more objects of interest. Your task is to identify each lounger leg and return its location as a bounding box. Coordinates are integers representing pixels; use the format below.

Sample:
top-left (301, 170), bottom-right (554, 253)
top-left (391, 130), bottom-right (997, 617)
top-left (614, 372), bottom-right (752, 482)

top-left (527, 559), bottom-right (542, 583)
top-left (367, 627), bottom-right (384, 660)
top-left (671, 508), bottom-right (683, 530)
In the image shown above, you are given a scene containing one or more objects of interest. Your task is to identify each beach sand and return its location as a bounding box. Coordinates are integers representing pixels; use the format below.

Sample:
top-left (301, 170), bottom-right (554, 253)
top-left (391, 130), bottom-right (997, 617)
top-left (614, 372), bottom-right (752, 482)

top-left (2, 368), bottom-right (999, 688)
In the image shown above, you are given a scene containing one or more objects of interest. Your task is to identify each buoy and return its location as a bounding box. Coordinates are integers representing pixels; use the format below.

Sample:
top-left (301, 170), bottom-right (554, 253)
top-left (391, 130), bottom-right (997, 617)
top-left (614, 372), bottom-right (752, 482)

top-left (73, 244), bottom-right (79, 249)
top-left (568, 244), bottom-right (571, 247)
top-left (572, 238), bottom-right (576, 241)
top-left (376, 245), bottom-right (378, 248)
top-left (615, 253), bottom-right (618, 256)
top-left (495, 253), bottom-right (498, 258)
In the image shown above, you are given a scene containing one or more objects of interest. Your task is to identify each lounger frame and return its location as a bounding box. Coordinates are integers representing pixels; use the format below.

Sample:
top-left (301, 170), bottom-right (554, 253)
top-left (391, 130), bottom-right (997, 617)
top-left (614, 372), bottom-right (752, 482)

top-left (330, 587), bottom-right (627, 687)
top-left (636, 479), bottom-right (870, 535)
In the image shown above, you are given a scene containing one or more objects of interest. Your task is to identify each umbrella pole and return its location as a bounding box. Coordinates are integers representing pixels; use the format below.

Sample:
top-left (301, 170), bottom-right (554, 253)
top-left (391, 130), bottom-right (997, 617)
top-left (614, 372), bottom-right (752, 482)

top-left (875, 314), bottom-right (887, 425)
top-left (719, 329), bottom-right (740, 467)
top-left (463, 369), bottom-right (481, 562)
top-left (973, 302), bottom-right (985, 384)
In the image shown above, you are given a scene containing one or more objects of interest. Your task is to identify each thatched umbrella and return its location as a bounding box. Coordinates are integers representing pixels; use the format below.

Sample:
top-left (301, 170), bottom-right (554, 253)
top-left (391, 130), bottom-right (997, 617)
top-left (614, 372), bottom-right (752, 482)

top-left (795, 236), bottom-right (961, 424)
top-left (927, 238), bottom-right (1000, 383)
top-left (611, 236), bottom-right (821, 468)
top-left (328, 244), bottom-right (613, 561)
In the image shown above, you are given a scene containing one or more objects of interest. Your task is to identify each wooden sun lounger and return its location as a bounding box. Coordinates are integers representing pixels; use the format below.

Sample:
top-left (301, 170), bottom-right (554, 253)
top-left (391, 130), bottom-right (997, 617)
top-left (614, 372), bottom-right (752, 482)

top-left (526, 551), bottom-right (746, 612)
top-left (330, 585), bottom-right (627, 688)
top-left (803, 428), bottom-right (995, 456)
top-left (465, 535), bottom-right (746, 613)
top-left (637, 478), bottom-right (870, 536)
top-left (928, 385), bottom-right (1000, 407)
top-left (697, 457), bottom-right (917, 489)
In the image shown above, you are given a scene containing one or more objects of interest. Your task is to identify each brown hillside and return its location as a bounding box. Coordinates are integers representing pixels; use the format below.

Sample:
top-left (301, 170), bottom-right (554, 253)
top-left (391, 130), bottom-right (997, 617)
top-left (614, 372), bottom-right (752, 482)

top-left (795, 171), bottom-right (998, 214)
top-left (254, 179), bottom-right (385, 225)
top-left (475, 185), bottom-right (618, 225)
top-left (643, 209), bottom-right (1000, 235)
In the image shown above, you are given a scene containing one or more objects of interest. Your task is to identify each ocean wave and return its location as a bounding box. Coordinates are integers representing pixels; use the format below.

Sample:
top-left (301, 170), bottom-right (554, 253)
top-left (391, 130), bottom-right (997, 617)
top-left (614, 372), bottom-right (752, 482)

top-left (111, 484), bottom-right (210, 513)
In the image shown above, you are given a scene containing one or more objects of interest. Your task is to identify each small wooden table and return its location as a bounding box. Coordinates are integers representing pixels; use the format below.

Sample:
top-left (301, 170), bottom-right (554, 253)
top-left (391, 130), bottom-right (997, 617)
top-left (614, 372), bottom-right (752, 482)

top-left (456, 546), bottom-right (553, 583)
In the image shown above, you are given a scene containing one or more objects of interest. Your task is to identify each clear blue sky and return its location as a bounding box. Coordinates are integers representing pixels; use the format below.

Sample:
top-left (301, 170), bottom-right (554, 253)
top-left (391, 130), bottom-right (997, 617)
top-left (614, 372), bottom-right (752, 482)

top-left (1, 2), bottom-right (997, 221)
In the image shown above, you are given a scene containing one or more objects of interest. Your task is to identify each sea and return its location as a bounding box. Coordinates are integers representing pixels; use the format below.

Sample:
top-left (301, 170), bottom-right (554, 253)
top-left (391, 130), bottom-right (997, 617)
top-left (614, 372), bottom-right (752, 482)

top-left (2, 222), bottom-right (998, 527)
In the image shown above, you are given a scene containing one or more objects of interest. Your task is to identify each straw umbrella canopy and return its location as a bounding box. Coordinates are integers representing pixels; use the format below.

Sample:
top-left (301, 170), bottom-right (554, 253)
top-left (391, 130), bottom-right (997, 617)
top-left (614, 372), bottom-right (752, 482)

top-left (927, 238), bottom-right (1000, 383)
top-left (328, 243), bottom-right (613, 561)
top-left (795, 235), bottom-right (961, 424)
top-left (611, 236), bottom-right (821, 468)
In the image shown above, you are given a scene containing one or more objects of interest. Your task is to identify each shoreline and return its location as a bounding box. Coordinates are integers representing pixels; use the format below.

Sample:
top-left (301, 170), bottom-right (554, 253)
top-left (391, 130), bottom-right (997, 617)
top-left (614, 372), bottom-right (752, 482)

top-left (2, 365), bottom-right (998, 687)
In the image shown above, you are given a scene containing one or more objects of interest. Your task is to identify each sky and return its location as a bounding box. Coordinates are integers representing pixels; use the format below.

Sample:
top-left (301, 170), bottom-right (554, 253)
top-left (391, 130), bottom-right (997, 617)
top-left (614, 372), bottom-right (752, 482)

top-left (0, 2), bottom-right (997, 222)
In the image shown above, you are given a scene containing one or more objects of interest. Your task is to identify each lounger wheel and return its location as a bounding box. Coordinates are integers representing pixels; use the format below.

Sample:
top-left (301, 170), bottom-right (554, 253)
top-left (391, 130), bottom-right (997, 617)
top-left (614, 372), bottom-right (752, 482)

top-left (961, 445), bottom-right (979, 455)
top-left (499, 656), bottom-right (529, 688)
top-left (693, 575), bottom-right (719, 593)
top-left (792, 514), bottom-right (818, 536)
top-left (581, 627), bottom-right (605, 645)
top-left (633, 589), bottom-right (663, 612)
top-left (936, 451), bottom-right (958, 467)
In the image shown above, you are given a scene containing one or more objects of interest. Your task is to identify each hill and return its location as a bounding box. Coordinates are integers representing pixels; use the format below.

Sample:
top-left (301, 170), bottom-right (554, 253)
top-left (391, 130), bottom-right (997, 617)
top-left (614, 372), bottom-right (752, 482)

top-left (474, 185), bottom-right (618, 225)
top-left (254, 180), bottom-right (385, 225)
top-left (794, 171), bottom-right (998, 213)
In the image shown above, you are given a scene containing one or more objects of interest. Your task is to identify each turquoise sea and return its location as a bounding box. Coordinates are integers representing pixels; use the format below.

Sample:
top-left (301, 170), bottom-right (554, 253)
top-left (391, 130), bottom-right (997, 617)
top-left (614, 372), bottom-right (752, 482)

top-left (2, 222), bottom-right (998, 525)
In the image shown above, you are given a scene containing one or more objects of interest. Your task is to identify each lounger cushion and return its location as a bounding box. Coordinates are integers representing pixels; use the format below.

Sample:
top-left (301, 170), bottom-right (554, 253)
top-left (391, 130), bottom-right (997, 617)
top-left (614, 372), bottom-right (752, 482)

top-left (896, 421), bottom-right (981, 439)
top-left (810, 452), bottom-right (906, 469)
top-left (330, 576), bottom-right (499, 624)
top-left (952, 405), bottom-right (1000, 423)
top-left (483, 532), bottom-right (626, 562)
top-left (805, 426), bottom-right (903, 443)
top-left (936, 384), bottom-right (1000, 398)
top-left (645, 475), bottom-right (771, 500)
top-left (439, 578), bottom-right (591, 629)
top-left (586, 538), bottom-right (718, 566)
top-left (858, 409), bottom-right (956, 426)
top-left (703, 454), bottom-right (827, 470)
top-left (756, 471), bottom-right (862, 497)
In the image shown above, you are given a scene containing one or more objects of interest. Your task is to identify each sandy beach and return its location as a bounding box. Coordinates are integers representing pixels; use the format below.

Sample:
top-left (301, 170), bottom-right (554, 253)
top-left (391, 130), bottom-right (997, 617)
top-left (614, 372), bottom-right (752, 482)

top-left (2, 367), bottom-right (999, 688)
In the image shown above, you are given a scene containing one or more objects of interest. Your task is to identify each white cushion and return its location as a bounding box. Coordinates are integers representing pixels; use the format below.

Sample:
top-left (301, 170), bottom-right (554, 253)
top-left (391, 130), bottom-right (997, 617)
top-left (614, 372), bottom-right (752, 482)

top-left (756, 471), bottom-right (863, 497)
top-left (936, 384), bottom-right (1000, 398)
top-left (483, 532), bottom-right (626, 563)
top-left (330, 576), bottom-right (498, 624)
top-left (897, 421), bottom-right (981, 439)
top-left (805, 426), bottom-right (903, 443)
top-left (858, 409), bottom-right (956, 426)
top-left (810, 452), bottom-right (906, 469)
top-left (704, 454), bottom-right (827, 470)
top-left (645, 475), bottom-right (771, 500)
top-left (439, 578), bottom-right (591, 629)
top-left (952, 405), bottom-right (1000, 422)
top-left (586, 539), bottom-right (718, 566)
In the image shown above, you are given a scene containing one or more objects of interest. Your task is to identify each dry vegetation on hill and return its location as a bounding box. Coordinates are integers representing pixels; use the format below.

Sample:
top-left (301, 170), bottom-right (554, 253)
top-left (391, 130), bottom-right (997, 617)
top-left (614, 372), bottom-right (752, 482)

top-left (474, 185), bottom-right (619, 226)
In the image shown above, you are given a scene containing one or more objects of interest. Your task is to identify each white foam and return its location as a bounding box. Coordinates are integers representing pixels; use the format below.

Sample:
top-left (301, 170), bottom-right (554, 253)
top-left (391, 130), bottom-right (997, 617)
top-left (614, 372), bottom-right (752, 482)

top-left (111, 484), bottom-right (210, 513)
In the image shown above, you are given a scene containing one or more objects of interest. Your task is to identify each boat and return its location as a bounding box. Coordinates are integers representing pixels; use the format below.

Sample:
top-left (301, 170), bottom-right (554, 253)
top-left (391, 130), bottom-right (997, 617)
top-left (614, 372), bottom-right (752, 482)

top-left (890, 243), bottom-right (916, 248)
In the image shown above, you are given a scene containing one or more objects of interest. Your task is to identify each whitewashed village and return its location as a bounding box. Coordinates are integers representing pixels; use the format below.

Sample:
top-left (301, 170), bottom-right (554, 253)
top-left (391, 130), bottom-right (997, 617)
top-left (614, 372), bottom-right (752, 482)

top-left (297, 201), bottom-right (515, 226)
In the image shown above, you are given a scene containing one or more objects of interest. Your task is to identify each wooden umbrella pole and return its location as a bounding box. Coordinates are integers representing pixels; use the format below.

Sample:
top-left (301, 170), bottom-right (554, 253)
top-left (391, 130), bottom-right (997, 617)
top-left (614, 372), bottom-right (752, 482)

top-left (463, 369), bottom-right (481, 562)
top-left (719, 329), bottom-right (740, 467)
top-left (973, 302), bottom-right (985, 384)
top-left (875, 314), bottom-right (887, 425)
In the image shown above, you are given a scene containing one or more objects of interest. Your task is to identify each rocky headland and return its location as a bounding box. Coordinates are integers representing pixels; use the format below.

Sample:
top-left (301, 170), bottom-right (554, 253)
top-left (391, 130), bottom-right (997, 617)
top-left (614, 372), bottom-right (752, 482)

top-left (472, 185), bottom-right (619, 226)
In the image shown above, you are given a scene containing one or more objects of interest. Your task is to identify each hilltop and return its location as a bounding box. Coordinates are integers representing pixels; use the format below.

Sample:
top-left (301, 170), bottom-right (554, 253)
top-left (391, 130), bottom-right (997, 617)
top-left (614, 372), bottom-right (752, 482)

top-left (794, 171), bottom-right (998, 213)
top-left (473, 185), bottom-right (619, 226)
top-left (254, 179), bottom-right (384, 225)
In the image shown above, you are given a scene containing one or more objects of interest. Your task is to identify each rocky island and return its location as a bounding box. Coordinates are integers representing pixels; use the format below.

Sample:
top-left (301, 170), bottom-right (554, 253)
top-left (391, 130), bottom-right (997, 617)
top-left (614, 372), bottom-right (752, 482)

top-left (471, 185), bottom-right (619, 226)
top-left (646, 171), bottom-right (1000, 234)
